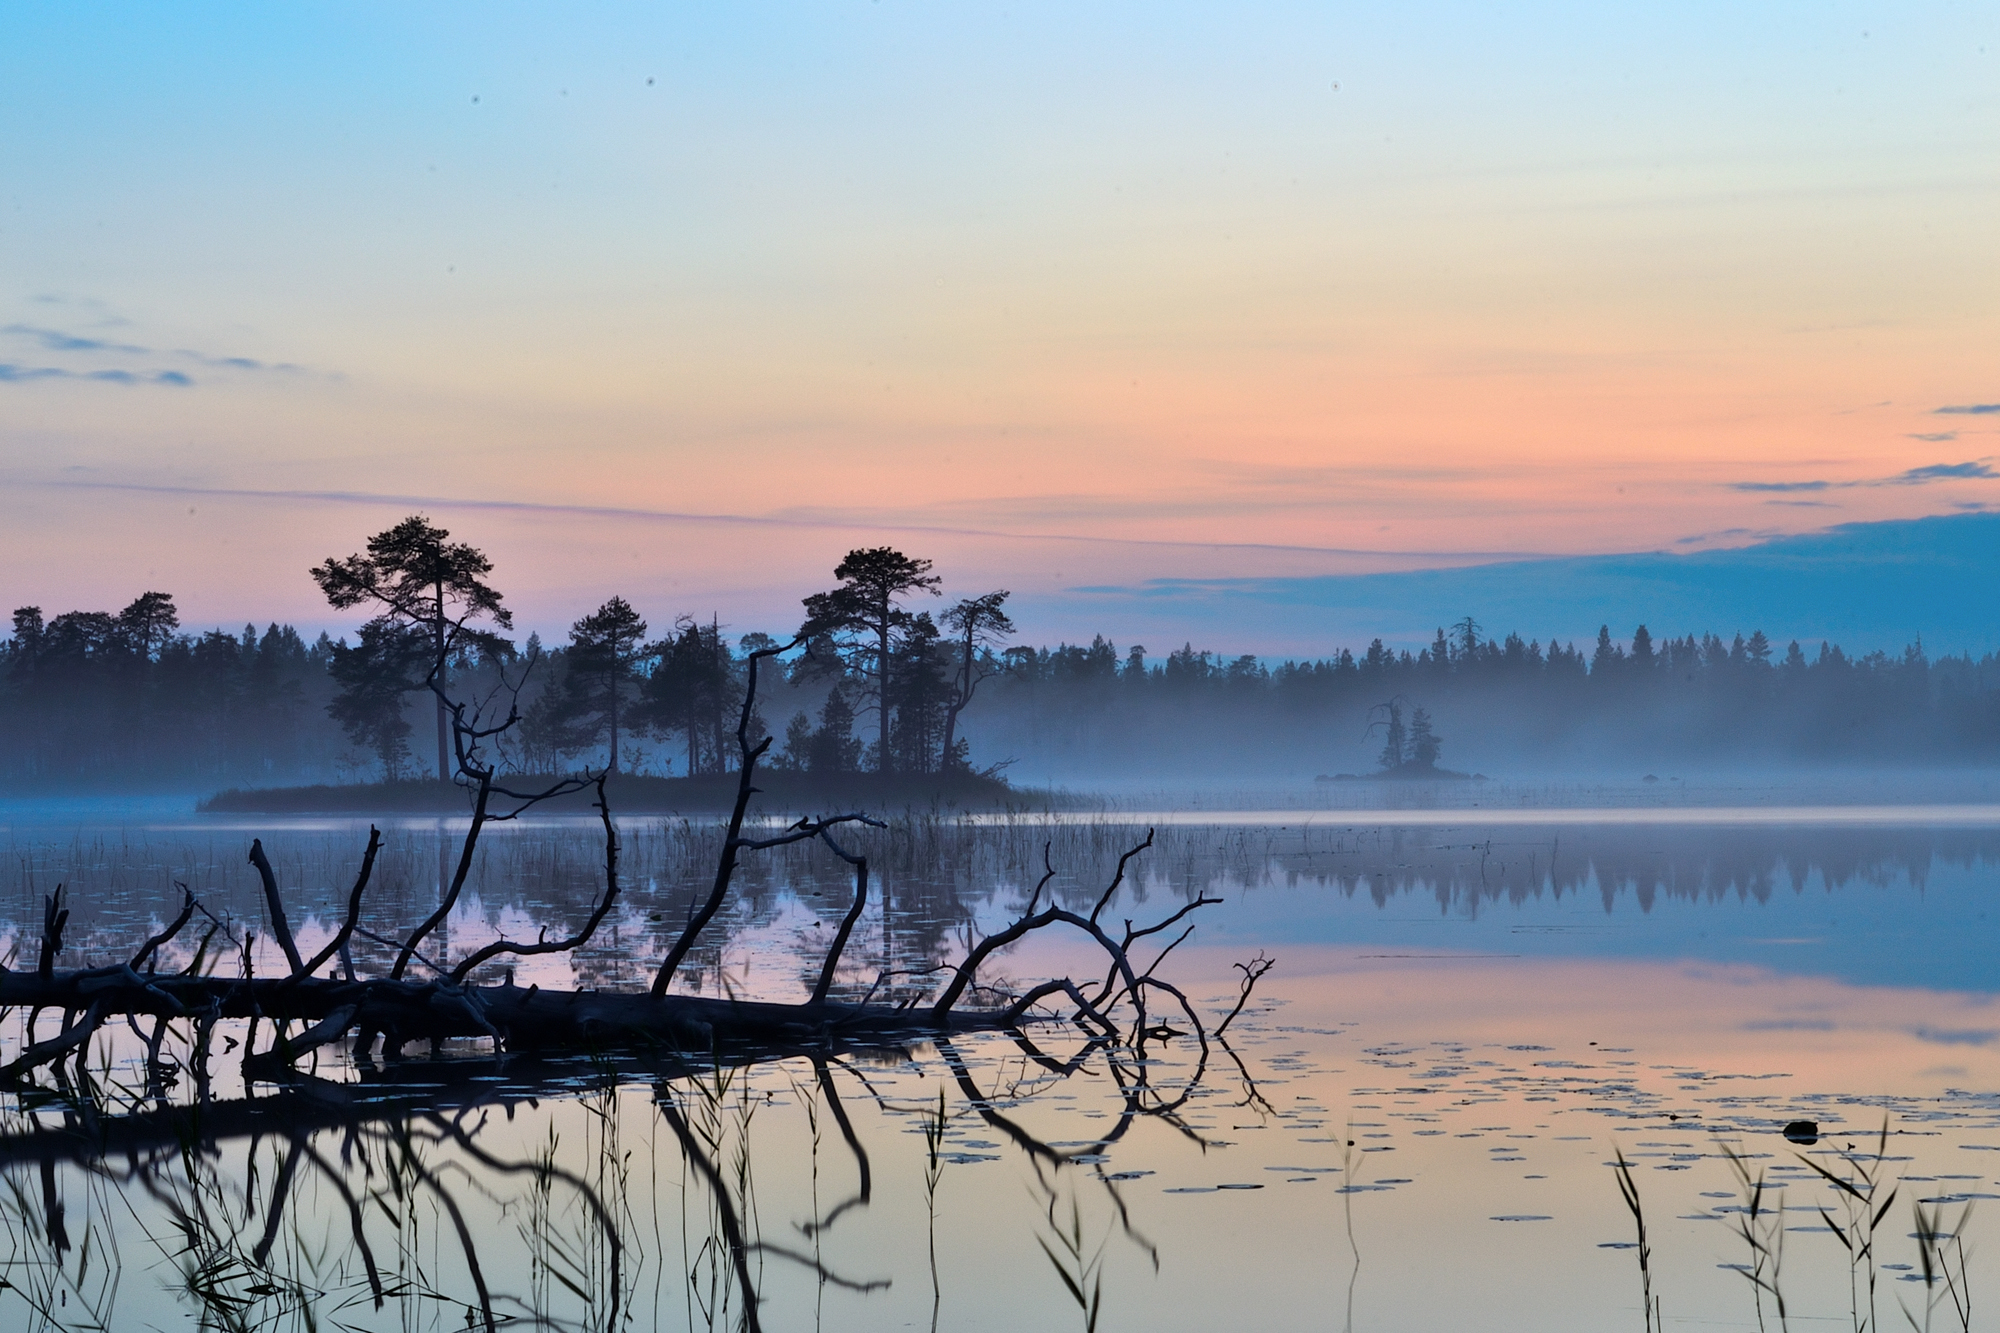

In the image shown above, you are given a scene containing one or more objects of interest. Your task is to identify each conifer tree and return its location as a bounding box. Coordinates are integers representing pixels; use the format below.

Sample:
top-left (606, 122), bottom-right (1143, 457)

top-left (553, 596), bottom-right (649, 772)
top-left (1410, 707), bottom-right (1442, 770)
top-left (312, 516), bottom-right (511, 779)
top-left (800, 548), bottom-right (941, 772)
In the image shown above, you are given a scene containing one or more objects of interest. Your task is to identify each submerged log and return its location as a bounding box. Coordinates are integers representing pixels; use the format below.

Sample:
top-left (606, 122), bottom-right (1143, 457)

top-left (0, 967), bottom-right (1036, 1055)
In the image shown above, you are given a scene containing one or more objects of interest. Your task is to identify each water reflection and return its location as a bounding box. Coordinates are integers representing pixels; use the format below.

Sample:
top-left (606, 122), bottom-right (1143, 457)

top-left (3, 812), bottom-right (1999, 1330)
top-left (0, 1016), bottom-right (1255, 1331)
top-left (10, 816), bottom-right (2000, 980)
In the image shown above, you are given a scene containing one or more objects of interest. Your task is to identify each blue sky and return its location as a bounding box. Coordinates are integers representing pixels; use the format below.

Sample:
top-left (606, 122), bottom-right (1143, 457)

top-left (1044, 512), bottom-right (2000, 659)
top-left (2, 2), bottom-right (1995, 650)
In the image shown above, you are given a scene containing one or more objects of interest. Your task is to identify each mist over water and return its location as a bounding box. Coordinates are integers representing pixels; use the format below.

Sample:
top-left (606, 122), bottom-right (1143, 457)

top-left (4, 802), bottom-right (1998, 1330)
top-left (9, 0), bottom-right (1996, 1325)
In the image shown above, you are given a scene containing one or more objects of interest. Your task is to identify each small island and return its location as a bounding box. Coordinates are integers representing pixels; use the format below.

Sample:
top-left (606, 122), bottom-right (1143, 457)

top-left (1316, 699), bottom-right (1481, 782)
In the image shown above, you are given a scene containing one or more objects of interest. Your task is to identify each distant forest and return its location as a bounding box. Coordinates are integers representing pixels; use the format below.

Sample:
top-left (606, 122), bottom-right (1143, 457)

top-left (6, 521), bottom-right (2000, 791)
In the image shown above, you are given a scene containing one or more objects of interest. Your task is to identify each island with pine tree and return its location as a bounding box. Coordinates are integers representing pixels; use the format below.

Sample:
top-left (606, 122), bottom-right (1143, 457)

top-left (1316, 698), bottom-right (1482, 782)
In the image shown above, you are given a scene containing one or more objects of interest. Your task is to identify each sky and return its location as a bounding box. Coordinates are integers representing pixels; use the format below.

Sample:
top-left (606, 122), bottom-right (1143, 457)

top-left (1083, 513), bottom-right (2000, 658)
top-left (2, 2), bottom-right (1995, 652)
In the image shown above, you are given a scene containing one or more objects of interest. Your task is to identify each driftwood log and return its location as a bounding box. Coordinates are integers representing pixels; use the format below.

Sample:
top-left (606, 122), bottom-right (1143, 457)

top-left (0, 631), bottom-right (1259, 1092)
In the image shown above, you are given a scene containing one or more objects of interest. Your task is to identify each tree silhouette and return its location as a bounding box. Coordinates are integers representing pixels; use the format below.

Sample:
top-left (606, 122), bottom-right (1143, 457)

top-left (1409, 707), bottom-right (1442, 770)
top-left (1428, 627), bottom-right (1452, 675)
top-left (885, 612), bottom-right (952, 772)
top-left (1452, 616), bottom-right (1481, 662)
top-left (644, 617), bottom-right (733, 776)
top-left (116, 592), bottom-right (179, 660)
top-left (804, 685), bottom-right (863, 773)
top-left (326, 620), bottom-right (429, 779)
top-left (311, 516), bottom-right (511, 780)
top-left (1630, 624), bottom-right (1655, 671)
top-left (940, 589), bottom-right (1013, 770)
top-left (1374, 699), bottom-right (1407, 771)
top-left (799, 548), bottom-right (941, 772)
top-left (1592, 625), bottom-right (1623, 677)
top-left (551, 596), bottom-right (649, 772)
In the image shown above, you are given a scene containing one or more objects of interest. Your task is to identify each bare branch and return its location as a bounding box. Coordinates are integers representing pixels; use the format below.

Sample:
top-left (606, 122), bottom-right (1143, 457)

top-left (246, 839), bottom-right (306, 974)
top-left (355, 928), bottom-right (447, 978)
top-left (1000, 978), bottom-right (1120, 1034)
top-left (653, 635), bottom-right (804, 996)
top-left (250, 1003), bottom-right (359, 1071)
top-left (810, 825), bottom-right (876, 1004)
top-left (37, 885), bottom-right (68, 982)
top-left (1088, 893), bottom-right (1222, 1009)
top-left (390, 763), bottom-right (494, 980)
top-left (740, 811), bottom-right (882, 853)
top-left (0, 999), bottom-right (105, 1083)
top-left (1215, 952), bottom-right (1277, 1038)
top-left (289, 826), bottom-right (381, 983)
top-left (130, 885), bottom-right (197, 973)
top-left (1089, 828), bottom-right (1155, 925)
top-left (448, 776), bottom-right (622, 984)
top-left (932, 834), bottom-right (1174, 1024)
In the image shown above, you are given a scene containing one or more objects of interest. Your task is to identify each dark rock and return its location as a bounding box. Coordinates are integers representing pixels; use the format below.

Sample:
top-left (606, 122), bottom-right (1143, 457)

top-left (1783, 1119), bottom-right (1819, 1145)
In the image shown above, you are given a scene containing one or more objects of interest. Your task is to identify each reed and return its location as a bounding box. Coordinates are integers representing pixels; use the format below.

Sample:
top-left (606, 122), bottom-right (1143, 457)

top-left (0, 1161), bottom-right (122, 1333)
top-left (922, 1086), bottom-right (947, 1332)
top-left (1901, 1199), bottom-right (1973, 1333)
top-left (1611, 1145), bottom-right (1660, 1333)
top-left (1033, 1189), bottom-right (1107, 1333)
top-left (1340, 1128), bottom-right (1361, 1333)
top-left (1717, 1138), bottom-right (1789, 1333)
top-left (1797, 1118), bottom-right (1899, 1333)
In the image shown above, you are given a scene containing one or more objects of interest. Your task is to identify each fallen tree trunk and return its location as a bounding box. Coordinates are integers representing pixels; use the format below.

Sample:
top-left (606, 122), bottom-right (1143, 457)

top-left (0, 968), bottom-right (1037, 1053)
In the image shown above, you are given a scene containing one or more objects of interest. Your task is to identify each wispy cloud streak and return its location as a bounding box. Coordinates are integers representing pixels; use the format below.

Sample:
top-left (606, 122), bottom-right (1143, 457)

top-left (0, 364), bottom-right (191, 386)
top-left (1727, 460), bottom-right (1996, 492)
top-left (0, 322), bottom-right (313, 382)
top-left (27, 478), bottom-right (1565, 563)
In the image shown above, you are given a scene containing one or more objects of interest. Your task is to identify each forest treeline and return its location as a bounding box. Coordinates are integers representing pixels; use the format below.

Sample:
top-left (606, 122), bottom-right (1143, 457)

top-left (5, 521), bottom-right (2000, 791)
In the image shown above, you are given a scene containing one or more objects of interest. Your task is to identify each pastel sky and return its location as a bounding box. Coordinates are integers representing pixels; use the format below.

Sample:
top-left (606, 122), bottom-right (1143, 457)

top-left (3, 2), bottom-right (1995, 649)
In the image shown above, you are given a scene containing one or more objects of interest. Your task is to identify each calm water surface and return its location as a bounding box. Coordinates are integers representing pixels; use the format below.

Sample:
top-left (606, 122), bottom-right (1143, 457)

top-left (2, 806), bottom-right (1997, 1331)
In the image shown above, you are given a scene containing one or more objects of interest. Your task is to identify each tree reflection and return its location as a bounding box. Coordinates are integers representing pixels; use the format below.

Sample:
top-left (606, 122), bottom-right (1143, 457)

top-left (0, 1004), bottom-right (1265, 1332)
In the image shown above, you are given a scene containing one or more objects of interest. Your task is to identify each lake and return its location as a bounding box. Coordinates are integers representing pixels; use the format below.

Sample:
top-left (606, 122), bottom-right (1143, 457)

top-left (3, 801), bottom-right (1997, 1331)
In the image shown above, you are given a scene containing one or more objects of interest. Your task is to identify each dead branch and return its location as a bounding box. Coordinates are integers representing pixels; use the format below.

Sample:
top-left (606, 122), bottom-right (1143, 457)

top-left (130, 885), bottom-right (198, 973)
top-left (393, 664), bottom-right (595, 981)
top-left (37, 885), bottom-right (68, 981)
top-left (446, 776), bottom-right (620, 984)
top-left (1088, 828), bottom-right (1156, 924)
top-left (1215, 952), bottom-right (1277, 1037)
top-left (247, 838), bottom-right (306, 974)
top-left (999, 979), bottom-right (1120, 1034)
top-left (810, 824), bottom-right (885, 1004)
top-left (1089, 893), bottom-right (1224, 1011)
top-left (247, 1003), bottom-right (359, 1075)
top-left (0, 998), bottom-right (105, 1083)
top-left (288, 826), bottom-right (380, 983)
top-left (930, 892), bottom-right (1159, 1026)
top-left (653, 636), bottom-right (801, 995)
